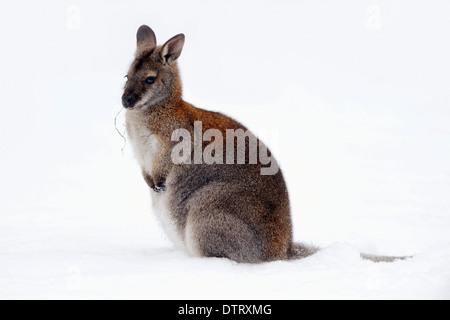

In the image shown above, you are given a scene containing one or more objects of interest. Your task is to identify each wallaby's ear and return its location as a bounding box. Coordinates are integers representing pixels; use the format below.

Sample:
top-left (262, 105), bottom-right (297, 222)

top-left (161, 34), bottom-right (185, 65)
top-left (136, 25), bottom-right (157, 52)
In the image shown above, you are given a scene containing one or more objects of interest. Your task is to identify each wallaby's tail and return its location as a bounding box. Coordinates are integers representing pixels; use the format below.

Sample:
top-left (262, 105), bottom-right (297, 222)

top-left (289, 243), bottom-right (412, 263)
top-left (288, 243), bottom-right (320, 260)
top-left (360, 253), bottom-right (412, 263)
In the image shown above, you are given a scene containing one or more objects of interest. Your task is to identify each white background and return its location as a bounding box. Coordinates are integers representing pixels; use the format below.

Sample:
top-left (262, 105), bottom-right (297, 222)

top-left (1, 0), bottom-right (449, 299)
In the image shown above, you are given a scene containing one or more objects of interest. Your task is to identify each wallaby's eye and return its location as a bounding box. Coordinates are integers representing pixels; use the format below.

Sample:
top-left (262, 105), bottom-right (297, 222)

top-left (145, 76), bottom-right (156, 85)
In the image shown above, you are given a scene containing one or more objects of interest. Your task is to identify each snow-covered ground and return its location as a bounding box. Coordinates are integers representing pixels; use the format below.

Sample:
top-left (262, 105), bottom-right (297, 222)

top-left (1, 0), bottom-right (450, 299)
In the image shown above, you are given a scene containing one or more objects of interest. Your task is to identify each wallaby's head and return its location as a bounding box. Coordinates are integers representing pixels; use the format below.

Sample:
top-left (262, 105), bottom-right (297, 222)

top-left (122, 25), bottom-right (185, 110)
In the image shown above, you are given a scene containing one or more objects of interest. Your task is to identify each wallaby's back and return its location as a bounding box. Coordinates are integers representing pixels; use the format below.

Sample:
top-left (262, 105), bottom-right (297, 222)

top-left (164, 104), bottom-right (294, 262)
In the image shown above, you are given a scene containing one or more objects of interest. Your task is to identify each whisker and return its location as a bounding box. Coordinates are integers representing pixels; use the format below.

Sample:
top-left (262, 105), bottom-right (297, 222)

top-left (114, 108), bottom-right (127, 155)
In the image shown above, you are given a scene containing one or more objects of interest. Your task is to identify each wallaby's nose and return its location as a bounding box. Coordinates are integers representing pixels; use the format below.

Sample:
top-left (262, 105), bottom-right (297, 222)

top-left (122, 94), bottom-right (134, 108)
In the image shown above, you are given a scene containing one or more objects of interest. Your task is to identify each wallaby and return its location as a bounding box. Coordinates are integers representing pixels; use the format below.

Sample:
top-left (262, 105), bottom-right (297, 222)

top-left (122, 25), bottom-right (408, 263)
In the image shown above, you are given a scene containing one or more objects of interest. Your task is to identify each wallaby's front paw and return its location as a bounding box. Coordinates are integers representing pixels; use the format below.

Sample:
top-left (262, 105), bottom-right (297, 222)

top-left (143, 172), bottom-right (156, 189)
top-left (153, 179), bottom-right (166, 193)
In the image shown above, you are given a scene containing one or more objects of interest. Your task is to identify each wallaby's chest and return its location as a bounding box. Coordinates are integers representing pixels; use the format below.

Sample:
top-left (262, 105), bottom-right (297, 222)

top-left (126, 116), bottom-right (160, 174)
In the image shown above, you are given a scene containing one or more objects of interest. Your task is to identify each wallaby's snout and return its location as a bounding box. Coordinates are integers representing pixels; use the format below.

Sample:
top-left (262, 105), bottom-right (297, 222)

top-left (122, 92), bottom-right (136, 109)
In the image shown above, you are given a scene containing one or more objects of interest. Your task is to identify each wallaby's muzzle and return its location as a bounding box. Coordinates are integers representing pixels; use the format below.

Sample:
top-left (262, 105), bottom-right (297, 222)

top-left (122, 93), bottom-right (136, 109)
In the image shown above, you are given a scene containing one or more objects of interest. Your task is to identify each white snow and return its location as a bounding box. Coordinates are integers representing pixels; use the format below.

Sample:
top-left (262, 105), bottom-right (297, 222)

top-left (1, 0), bottom-right (450, 299)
